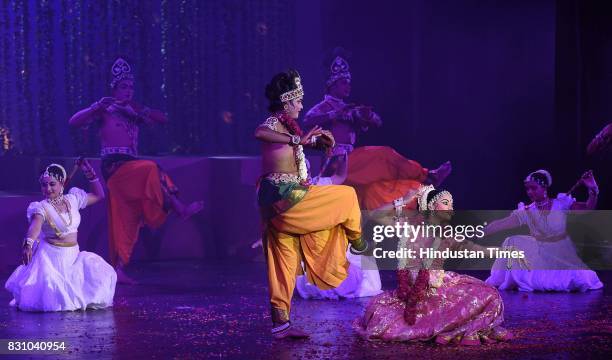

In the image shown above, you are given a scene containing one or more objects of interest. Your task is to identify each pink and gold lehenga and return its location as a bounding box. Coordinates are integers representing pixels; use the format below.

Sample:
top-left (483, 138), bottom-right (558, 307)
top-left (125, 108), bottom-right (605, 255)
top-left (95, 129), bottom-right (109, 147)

top-left (355, 235), bottom-right (512, 345)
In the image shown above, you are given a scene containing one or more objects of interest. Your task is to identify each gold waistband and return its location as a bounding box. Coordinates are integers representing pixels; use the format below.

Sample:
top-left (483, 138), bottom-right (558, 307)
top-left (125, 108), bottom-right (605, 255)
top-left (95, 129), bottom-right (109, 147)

top-left (101, 147), bottom-right (137, 157)
top-left (265, 173), bottom-right (301, 185)
top-left (45, 239), bottom-right (78, 247)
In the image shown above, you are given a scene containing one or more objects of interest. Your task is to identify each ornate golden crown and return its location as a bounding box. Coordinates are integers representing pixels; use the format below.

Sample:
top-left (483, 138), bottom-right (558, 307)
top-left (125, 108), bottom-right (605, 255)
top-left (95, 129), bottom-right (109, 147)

top-left (280, 77), bottom-right (304, 102)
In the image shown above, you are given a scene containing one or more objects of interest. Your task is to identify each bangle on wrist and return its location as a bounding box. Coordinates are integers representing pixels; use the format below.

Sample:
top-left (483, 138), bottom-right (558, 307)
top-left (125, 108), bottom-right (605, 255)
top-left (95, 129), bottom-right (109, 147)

top-left (23, 237), bottom-right (35, 247)
top-left (88, 177), bottom-right (100, 183)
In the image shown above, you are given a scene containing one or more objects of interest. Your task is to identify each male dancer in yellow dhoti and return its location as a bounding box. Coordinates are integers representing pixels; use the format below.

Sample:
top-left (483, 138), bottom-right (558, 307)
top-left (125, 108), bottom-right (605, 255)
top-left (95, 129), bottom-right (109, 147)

top-left (255, 69), bottom-right (368, 339)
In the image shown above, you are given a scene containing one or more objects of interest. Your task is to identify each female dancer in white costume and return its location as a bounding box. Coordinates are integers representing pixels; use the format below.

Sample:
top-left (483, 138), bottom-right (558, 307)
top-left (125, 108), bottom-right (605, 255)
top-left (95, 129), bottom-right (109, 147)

top-left (485, 170), bottom-right (603, 292)
top-left (5, 161), bottom-right (117, 311)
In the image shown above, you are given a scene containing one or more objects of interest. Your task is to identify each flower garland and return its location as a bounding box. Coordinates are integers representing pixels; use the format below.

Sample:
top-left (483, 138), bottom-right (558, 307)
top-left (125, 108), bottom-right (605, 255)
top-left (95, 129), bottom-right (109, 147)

top-left (396, 268), bottom-right (429, 325)
top-left (396, 235), bottom-right (429, 325)
top-left (274, 111), bottom-right (303, 137)
top-left (274, 112), bottom-right (309, 185)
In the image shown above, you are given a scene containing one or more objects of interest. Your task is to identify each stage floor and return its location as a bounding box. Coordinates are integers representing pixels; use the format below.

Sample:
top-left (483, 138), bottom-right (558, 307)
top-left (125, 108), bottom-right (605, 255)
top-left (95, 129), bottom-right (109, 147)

top-left (1, 261), bottom-right (610, 359)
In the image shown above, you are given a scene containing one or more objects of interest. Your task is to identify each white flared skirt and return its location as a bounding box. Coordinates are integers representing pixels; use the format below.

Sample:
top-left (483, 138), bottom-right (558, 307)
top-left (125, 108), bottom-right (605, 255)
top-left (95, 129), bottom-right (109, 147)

top-left (5, 241), bottom-right (117, 311)
top-left (486, 235), bottom-right (603, 292)
top-left (296, 250), bottom-right (383, 299)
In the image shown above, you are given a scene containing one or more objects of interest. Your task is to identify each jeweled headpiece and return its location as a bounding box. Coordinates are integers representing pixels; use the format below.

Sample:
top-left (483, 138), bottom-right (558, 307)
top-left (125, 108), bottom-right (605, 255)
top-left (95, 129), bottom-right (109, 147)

top-left (280, 76), bottom-right (304, 103)
top-left (39, 163), bottom-right (67, 183)
top-left (417, 185), bottom-right (435, 211)
top-left (110, 58), bottom-right (135, 88)
top-left (326, 56), bottom-right (351, 87)
top-left (525, 169), bottom-right (552, 188)
top-left (417, 185), bottom-right (453, 211)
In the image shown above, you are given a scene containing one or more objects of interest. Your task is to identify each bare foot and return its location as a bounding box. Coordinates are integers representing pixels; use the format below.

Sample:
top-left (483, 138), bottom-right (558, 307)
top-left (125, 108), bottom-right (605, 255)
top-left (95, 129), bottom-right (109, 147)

top-left (426, 161), bottom-right (452, 187)
top-left (490, 326), bottom-right (514, 342)
top-left (116, 267), bottom-right (138, 285)
top-left (435, 335), bottom-right (453, 345)
top-left (459, 335), bottom-right (481, 346)
top-left (272, 325), bottom-right (310, 340)
top-left (178, 200), bottom-right (204, 220)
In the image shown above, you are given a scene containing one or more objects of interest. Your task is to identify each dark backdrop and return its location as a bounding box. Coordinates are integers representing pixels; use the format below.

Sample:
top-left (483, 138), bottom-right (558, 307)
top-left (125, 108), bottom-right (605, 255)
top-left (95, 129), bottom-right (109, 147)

top-left (1, 0), bottom-right (611, 209)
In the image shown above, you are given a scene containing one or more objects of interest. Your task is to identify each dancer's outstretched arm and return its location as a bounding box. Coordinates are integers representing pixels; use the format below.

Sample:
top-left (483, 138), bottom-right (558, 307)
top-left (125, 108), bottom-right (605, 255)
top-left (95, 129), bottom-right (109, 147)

top-left (570, 171), bottom-right (599, 211)
top-left (79, 159), bottom-right (105, 206)
top-left (69, 97), bottom-right (115, 127)
top-left (355, 106), bottom-right (382, 128)
top-left (587, 123), bottom-right (611, 156)
top-left (128, 100), bottom-right (167, 124)
top-left (304, 105), bottom-right (356, 127)
top-left (22, 215), bottom-right (43, 265)
top-left (303, 112), bottom-right (333, 128)
top-left (255, 126), bottom-right (323, 145)
top-left (254, 127), bottom-right (293, 144)
top-left (484, 215), bottom-right (520, 236)
top-left (571, 192), bottom-right (598, 211)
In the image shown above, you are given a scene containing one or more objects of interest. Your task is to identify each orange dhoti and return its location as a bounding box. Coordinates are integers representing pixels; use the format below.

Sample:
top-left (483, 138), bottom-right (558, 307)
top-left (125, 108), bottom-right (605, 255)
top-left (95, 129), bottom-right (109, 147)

top-left (344, 146), bottom-right (428, 211)
top-left (103, 156), bottom-right (175, 266)
top-left (259, 176), bottom-right (363, 324)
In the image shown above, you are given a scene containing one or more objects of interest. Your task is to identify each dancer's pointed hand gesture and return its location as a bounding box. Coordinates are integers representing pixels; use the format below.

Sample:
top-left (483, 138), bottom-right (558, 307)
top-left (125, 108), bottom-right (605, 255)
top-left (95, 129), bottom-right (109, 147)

top-left (580, 170), bottom-right (598, 191)
top-left (300, 126), bottom-right (324, 146)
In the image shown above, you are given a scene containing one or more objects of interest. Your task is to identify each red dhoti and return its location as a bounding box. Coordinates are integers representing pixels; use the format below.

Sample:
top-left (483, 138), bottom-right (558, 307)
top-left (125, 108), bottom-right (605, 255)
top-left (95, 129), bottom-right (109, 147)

top-left (105, 158), bottom-right (175, 266)
top-left (345, 146), bottom-right (428, 211)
